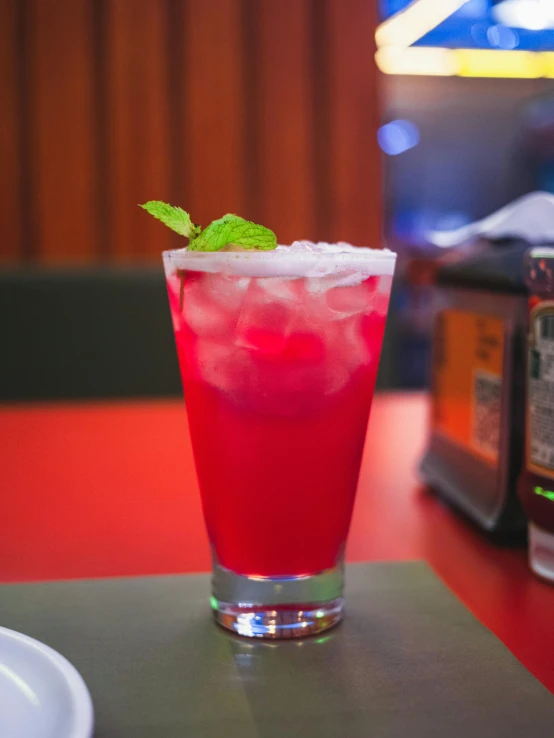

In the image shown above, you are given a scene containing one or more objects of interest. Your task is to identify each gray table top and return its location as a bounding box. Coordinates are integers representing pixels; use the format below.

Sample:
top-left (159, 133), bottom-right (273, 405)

top-left (0, 561), bottom-right (552, 737)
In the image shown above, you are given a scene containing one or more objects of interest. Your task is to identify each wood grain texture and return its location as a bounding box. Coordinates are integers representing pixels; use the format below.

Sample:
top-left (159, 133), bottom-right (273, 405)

top-left (1, 0), bottom-right (380, 261)
top-left (253, 1), bottom-right (317, 244)
top-left (326, 0), bottom-right (381, 247)
top-left (27, 0), bottom-right (98, 261)
top-left (182, 0), bottom-right (247, 230)
top-left (105, 0), bottom-right (176, 258)
top-left (0, 0), bottom-right (22, 260)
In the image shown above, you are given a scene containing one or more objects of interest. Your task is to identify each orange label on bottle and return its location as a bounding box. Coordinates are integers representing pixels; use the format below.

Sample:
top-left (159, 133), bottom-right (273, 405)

top-left (432, 309), bottom-right (504, 466)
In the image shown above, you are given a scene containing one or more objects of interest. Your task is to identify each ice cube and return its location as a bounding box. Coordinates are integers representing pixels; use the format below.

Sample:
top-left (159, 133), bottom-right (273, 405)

top-left (257, 276), bottom-right (301, 303)
top-left (305, 276), bottom-right (333, 295)
top-left (325, 276), bottom-right (378, 317)
top-left (341, 315), bottom-right (372, 365)
top-left (234, 279), bottom-right (327, 365)
top-left (195, 339), bottom-right (234, 393)
top-left (234, 280), bottom-right (294, 354)
top-left (378, 275), bottom-right (393, 294)
top-left (196, 339), bottom-right (271, 409)
top-left (289, 240), bottom-right (318, 252)
top-left (182, 273), bottom-right (243, 338)
top-left (235, 302), bottom-right (290, 355)
top-left (201, 273), bottom-right (250, 310)
top-left (360, 311), bottom-right (386, 350)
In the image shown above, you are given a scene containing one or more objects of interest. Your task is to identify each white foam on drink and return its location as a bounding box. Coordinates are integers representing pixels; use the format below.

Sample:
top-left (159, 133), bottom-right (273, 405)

top-left (163, 241), bottom-right (396, 283)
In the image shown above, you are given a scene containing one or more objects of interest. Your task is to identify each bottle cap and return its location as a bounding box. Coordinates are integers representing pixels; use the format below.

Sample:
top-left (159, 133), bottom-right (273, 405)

top-left (529, 523), bottom-right (554, 583)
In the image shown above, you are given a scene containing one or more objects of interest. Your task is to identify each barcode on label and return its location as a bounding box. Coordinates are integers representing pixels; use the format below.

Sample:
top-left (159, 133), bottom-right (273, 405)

top-left (472, 369), bottom-right (501, 462)
top-left (540, 315), bottom-right (554, 340)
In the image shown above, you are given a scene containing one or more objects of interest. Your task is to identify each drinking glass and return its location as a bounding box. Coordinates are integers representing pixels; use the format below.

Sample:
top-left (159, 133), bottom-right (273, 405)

top-left (163, 243), bottom-right (396, 638)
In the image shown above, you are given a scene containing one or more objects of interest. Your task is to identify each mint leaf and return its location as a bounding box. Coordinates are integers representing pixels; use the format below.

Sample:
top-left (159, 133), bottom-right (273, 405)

top-left (140, 203), bottom-right (277, 251)
top-left (189, 214), bottom-right (277, 252)
top-left (140, 201), bottom-right (201, 240)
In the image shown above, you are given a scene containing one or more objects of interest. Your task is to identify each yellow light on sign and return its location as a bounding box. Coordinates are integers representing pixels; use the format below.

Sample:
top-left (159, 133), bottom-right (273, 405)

top-left (541, 52), bottom-right (554, 78)
top-left (375, 46), bottom-right (456, 76)
top-left (376, 47), bottom-right (554, 79)
top-left (456, 49), bottom-right (544, 78)
top-left (375, 0), bottom-right (554, 80)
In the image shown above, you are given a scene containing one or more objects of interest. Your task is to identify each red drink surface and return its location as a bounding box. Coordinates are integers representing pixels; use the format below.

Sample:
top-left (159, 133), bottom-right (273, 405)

top-left (167, 267), bottom-right (391, 577)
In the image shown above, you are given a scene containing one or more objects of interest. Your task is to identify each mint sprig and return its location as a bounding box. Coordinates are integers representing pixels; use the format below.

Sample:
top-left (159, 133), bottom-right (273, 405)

top-left (140, 202), bottom-right (277, 252)
top-left (190, 214), bottom-right (277, 252)
top-left (140, 201), bottom-right (201, 240)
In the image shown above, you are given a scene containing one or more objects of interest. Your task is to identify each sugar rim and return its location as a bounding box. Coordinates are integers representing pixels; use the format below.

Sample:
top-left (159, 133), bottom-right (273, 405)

top-left (163, 244), bottom-right (396, 278)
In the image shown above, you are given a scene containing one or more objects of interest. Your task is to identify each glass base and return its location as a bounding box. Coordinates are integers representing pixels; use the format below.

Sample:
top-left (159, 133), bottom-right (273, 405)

top-left (213, 598), bottom-right (343, 639)
top-left (211, 561), bottom-right (344, 639)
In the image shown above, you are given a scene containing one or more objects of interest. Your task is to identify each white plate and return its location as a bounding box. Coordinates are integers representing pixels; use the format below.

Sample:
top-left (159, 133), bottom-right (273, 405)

top-left (0, 626), bottom-right (93, 738)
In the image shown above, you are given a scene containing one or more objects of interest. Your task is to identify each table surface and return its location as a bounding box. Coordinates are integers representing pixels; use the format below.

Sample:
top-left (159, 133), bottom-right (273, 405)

top-left (2, 393), bottom-right (554, 693)
top-left (3, 563), bottom-right (553, 738)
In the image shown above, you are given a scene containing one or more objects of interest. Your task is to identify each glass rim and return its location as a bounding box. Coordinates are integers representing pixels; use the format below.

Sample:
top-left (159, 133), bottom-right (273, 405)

top-left (163, 245), bottom-right (396, 278)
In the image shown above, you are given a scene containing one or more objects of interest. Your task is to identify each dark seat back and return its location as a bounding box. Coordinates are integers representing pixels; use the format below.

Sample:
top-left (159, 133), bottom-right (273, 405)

top-left (0, 267), bottom-right (182, 401)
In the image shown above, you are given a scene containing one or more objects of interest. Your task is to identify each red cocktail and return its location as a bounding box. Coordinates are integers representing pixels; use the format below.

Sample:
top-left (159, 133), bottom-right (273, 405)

top-left (163, 242), bottom-right (395, 637)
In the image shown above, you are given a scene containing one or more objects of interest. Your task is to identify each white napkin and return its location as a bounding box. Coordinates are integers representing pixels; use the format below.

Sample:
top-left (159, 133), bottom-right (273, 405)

top-left (428, 192), bottom-right (554, 248)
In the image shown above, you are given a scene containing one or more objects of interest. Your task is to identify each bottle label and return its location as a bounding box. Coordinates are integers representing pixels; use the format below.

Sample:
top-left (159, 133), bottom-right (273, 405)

top-left (432, 309), bottom-right (504, 466)
top-left (527, 300), bottom-right (554, 480)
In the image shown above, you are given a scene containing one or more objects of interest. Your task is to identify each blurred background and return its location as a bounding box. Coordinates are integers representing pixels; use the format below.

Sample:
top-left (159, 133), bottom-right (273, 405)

top-left (2, 0), bottom-right (554, 400)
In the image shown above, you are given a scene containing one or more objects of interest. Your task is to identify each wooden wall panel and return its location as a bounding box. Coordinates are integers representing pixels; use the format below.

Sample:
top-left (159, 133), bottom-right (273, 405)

top-left (254, 1), bottom-right (317, 245)
top-left (182, 0), bottom-right (247, 230)
top-left (28, 0), bottom-right (98, 261)
top-left (105, 0), bottom-right (176, 259)
top-left (0, 0), bottom-right (21, 260)
top-left (326, 0), bottom-right (382, 247)
top-left (0, 0), bottom-right (381, 261)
